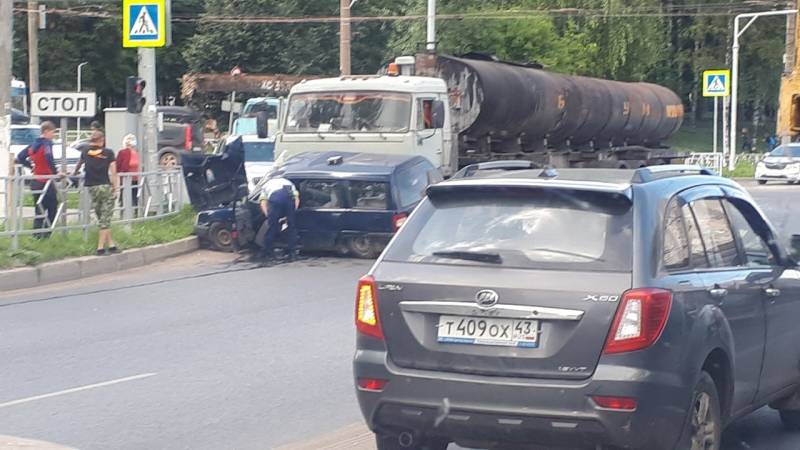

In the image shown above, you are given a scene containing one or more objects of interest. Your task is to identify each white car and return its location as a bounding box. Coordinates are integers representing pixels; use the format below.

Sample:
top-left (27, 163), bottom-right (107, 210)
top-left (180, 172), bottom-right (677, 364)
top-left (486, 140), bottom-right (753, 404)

top-left (220, 135), bottom-right (276, 192)
top-left (755, 144), bottom-right (800, 185)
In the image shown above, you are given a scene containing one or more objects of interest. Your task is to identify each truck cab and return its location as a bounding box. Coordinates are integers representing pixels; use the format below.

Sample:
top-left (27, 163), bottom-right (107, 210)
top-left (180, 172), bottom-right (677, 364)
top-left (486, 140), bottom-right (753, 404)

top-left (274, 75), bottom-right (454, 176)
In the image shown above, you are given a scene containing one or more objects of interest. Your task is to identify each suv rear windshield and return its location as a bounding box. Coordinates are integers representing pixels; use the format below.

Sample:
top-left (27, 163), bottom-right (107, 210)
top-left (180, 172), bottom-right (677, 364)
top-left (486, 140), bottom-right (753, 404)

top-left (384, 188), bottom-right (633, 271)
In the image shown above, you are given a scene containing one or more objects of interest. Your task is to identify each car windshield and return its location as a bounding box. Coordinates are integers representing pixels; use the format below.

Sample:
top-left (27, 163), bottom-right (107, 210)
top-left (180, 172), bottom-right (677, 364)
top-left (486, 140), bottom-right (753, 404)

top-left (769, 146), bottom-right (800, 157)
top-left (384, 188), bottom-right (633, 271)
top-left (11, 128), bottom-right (39, 145)
top-left (243, 102), bottom-right (278, 119)
top-left (285, 92), bottom-right (411, 133)
top-left (244, 142), bottom-right (275, 162)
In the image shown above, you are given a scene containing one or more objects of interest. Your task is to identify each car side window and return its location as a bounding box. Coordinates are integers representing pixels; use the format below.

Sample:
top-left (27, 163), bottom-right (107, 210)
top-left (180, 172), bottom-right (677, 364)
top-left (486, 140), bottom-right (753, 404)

top-left (297, 180), bottom-right (345, 209)
top-left (682, 204), bottom-right (710, 268)
top-left (723, 200), bottom-right (775, 267)
top-left (663, 199), bottom-right (690, 270)
top-left (690, 199), bottom-right (740, 268)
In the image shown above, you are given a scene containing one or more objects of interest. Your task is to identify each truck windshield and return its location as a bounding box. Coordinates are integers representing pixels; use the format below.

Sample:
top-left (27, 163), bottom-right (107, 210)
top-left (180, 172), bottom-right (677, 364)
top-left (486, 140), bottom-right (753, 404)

top-left (285, 92), bottom-right (411, 133)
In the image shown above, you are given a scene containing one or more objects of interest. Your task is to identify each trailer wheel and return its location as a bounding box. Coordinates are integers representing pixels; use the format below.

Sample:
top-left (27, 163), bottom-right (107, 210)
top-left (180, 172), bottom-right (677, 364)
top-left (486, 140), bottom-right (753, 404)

top-left (209, 222), bottom-right (234, 252)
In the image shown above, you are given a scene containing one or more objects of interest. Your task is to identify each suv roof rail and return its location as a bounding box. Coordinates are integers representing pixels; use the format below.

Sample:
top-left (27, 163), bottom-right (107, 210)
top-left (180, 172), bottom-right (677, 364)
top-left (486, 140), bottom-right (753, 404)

top-left (632, 165), bottom-right (718, 183)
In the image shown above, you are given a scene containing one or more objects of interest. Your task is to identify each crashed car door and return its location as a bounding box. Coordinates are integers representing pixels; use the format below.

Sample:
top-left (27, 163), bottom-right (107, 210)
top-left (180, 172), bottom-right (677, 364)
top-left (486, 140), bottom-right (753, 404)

top-left (182, 136), bottom-right (247, 210)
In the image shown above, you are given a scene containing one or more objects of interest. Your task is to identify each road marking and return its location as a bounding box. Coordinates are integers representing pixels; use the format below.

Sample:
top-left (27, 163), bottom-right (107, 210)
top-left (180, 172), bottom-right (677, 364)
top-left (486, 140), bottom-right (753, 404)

top-left (0, 373), bottom-right (157, 409)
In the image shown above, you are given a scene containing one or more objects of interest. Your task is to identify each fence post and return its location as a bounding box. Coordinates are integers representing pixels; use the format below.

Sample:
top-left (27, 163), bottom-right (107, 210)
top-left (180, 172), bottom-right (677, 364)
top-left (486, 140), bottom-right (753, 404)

top-left (80, 178), bottom-right (90, 242)
top-left (122, 173), bottom-right (133, 231)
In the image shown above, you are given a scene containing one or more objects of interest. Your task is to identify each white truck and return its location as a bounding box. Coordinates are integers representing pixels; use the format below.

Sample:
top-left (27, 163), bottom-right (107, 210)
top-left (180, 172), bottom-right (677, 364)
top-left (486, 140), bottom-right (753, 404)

top-left (274, 54), bottom-right (685, 177)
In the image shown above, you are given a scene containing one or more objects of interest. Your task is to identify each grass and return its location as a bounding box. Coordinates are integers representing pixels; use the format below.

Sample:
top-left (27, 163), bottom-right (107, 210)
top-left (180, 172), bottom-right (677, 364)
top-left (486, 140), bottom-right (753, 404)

top-left (23, 192), bottom-right (81, 209)
top-left (722, 160), bottom-right (757, 178)
top-left (0, 207), bottom-right (196, 269)
top-left (666, 118), bottom-right (776, 154)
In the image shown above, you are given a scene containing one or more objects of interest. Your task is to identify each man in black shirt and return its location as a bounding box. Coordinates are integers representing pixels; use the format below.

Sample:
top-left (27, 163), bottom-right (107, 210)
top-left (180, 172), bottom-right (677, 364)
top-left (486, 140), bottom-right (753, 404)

top-left (75, 131), bottom-right (119, 255)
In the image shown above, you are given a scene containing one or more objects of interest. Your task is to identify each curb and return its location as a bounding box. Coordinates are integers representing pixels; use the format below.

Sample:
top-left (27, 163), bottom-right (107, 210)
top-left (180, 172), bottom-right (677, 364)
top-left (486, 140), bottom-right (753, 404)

top-left (0, 237), bottom-right (199, 292)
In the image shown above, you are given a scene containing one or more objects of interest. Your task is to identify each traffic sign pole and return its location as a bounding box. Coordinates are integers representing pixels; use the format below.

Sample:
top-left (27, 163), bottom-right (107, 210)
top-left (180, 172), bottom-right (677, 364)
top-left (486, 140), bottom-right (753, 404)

top-left (713, 97), bottom-right (719, 155)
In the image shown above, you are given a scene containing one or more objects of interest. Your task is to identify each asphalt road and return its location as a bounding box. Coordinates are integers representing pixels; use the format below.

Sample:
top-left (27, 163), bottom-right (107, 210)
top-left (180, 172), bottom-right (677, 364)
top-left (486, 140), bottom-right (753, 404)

top-left (0, 181), bottom-right (797, 450)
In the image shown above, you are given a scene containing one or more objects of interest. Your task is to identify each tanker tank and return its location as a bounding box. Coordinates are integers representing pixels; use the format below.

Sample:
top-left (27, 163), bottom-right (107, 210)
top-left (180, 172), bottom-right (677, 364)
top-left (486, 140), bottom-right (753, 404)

top-left (420, 54), bottom-right (684, 156)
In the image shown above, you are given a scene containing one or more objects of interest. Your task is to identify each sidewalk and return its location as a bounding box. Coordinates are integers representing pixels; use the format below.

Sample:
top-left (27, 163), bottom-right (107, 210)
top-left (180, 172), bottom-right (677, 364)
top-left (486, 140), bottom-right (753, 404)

top-left (0, 236), bottom-right (198, 292)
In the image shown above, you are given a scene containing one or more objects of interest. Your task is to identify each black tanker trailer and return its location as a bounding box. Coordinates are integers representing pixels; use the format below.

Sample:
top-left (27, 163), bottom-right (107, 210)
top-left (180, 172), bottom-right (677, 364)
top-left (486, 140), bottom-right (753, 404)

top-left (411, 53), bottom-right (685, 168)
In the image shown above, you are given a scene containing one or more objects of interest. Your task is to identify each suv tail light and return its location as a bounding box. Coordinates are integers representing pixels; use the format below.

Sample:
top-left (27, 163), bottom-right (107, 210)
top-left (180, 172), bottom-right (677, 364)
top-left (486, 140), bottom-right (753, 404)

top-left (184, 125), bottom-right (192, 150)
top-left (356, 275), bottom-right (383, 340)
top-left (392, 213), bottom-right (408, 232)
top-left (603, 288), bottom-right (672, 354)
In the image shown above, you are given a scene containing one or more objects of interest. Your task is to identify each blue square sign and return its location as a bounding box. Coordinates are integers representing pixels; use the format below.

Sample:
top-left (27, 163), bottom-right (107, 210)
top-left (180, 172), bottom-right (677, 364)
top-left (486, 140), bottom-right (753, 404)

top-left (123, 0), bottom-right (168, 48)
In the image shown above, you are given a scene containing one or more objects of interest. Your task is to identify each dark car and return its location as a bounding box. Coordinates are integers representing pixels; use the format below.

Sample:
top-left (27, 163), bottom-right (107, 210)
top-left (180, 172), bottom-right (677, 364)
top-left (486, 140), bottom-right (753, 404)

top-left (353, 165), bottom-right (800, 450)
top-left (187, 150), bottom-right (442, 258)
top-left (155, 106), bottom-right (206, 167)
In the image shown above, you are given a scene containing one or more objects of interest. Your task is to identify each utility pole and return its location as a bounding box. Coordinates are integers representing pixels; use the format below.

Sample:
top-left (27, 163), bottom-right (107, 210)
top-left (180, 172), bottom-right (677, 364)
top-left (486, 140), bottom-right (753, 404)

top-left (426, 0), bottom-right (436, 52)
top-left (138, 48), bottom-right (162, 211)
top-left (27, 1), bottom-right (40, 104)
top-left (339, 0), bottom-right (351, 75)
top-left (785, 2), bottom-right (797, 75)
top-left (0, 0), bottom-right (13, 220)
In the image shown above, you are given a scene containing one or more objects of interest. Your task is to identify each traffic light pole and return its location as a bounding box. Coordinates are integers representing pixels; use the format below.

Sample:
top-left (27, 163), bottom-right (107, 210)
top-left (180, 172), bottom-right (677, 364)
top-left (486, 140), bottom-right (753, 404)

top-left (138, 48), bottom-right (162, 212)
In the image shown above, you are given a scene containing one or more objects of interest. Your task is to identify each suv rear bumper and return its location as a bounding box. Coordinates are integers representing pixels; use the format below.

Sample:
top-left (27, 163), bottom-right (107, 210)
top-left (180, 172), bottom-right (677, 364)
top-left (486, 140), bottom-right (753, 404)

top-left (354, 349), bottom-right (691, 450)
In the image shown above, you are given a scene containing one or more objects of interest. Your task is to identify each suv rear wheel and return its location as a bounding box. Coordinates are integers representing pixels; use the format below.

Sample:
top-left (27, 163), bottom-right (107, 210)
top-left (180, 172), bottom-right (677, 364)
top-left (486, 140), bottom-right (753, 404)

top-left (676, 371), bottom-right (721, 450)
top-left (348, 235), bottom-right (379, 259)
top-left (375, 432), bottom-right (448, 450)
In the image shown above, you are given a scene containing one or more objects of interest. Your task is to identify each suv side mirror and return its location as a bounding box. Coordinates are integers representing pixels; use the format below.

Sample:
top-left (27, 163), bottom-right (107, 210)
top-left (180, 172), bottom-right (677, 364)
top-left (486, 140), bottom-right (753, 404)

top-left (431, 100), bottom-right (445, 129)
top-left (790, 234), bottom-right (800, 260)
top-left (256, 111), bottom-right (269, 139)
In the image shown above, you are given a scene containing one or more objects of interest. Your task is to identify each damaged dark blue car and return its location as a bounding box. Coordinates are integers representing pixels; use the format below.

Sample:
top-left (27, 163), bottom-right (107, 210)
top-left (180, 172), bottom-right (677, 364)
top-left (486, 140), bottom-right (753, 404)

top-left (184, 140), bottom-right (442, 258)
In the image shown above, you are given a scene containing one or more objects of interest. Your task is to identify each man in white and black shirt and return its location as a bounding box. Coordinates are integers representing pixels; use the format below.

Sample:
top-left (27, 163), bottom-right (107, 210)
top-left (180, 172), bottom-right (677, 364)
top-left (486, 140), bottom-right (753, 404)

top-left (255, 177), bottom-right (300, 260)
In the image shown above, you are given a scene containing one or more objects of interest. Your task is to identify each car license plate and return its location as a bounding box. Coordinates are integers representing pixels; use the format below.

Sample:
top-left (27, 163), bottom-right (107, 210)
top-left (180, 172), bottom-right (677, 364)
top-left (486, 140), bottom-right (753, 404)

top-left (437, 315), bottom-right (539, 348)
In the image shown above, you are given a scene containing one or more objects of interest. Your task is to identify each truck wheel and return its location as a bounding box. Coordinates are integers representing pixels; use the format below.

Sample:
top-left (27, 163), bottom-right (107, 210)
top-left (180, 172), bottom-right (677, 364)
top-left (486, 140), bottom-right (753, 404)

top-left (347, 236), bottom-right (379, 259)
top-left (209, 222), bottom-right (233, 252)
top-left (675, 371), bottom-right (721, 450)
top-left (159, 152), bottom-right (179, 168)
top-left (757, 180), bottom-right (767, 185)
top-left (375, 432), bottom-right (448, 450)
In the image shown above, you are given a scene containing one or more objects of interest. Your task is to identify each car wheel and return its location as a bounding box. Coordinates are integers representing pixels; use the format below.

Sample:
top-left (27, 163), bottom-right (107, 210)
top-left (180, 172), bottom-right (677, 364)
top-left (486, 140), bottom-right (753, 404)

top-left (757, 180), bottom-right (767, 185)
top-left (209, 222), bottom-right (233, 252)
top-left (348, 235), bottom-right (379, 259)
top-left (159, 152), bottom-right (179, 168)
top-left (675, 371), bottom-right (721, 450)
top-left (779, 410), bottom-right (800, 430)
top-left (375, 432), bottom-right (448, 450)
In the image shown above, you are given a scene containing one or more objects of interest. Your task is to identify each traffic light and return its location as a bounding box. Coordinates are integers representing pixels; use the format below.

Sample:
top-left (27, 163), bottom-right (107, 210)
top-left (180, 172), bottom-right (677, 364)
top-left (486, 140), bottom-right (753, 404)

top-left (126, 76), bottom-right (146, 113)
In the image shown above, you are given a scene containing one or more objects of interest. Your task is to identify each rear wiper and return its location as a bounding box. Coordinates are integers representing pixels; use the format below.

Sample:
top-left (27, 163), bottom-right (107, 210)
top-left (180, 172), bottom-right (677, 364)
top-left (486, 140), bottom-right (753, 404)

top-left (431, 250), bottom-right (502, 264)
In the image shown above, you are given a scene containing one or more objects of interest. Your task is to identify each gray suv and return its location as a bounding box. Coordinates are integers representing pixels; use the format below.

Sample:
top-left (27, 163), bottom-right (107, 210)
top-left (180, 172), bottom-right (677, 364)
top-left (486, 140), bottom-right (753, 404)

top-left (353, 166), bottom-right (800, 450)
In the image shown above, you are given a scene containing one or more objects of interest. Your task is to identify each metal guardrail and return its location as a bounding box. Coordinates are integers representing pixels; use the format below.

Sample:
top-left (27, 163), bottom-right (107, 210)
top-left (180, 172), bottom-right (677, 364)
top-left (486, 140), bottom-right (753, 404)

top-left (0, 168), bottom-right (187, 250)
top-left (685, 153), bottom-right (764, 173)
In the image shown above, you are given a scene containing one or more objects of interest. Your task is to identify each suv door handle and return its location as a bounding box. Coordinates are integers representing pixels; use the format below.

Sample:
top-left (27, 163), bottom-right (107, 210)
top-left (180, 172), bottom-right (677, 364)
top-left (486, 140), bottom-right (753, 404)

top-left (708, 287), bottom-right (728, 299)
top-left (764, 287), bottom-right (782, 298)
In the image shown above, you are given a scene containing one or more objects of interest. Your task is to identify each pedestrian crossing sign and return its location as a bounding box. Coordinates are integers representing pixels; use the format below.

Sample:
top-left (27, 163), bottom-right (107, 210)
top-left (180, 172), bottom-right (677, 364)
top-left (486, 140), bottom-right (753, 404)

top-left (703, 70), bottom-right (730, 97)
top-left (122, 0), bottom-right (170, 48)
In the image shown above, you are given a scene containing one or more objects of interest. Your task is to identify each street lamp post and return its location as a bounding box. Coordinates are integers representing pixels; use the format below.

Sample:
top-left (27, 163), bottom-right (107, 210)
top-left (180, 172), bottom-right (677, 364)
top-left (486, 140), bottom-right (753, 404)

top-left (730, 9), bottom-right (796, 171)
top-left (76, 61), bottom-right (88, 138)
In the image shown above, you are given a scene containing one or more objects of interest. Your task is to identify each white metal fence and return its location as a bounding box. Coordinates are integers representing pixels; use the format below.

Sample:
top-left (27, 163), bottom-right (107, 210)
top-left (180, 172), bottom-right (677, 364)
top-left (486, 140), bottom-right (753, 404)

top-left (0, 168), bottom-right (187, 250)
top-left (685, 153), bottom-right (763, 173)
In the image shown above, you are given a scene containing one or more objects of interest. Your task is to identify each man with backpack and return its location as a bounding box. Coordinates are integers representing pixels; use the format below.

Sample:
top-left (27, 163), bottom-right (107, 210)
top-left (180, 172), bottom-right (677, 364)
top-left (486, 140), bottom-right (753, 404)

top-left (16, 121), bottom-right (60, 237)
